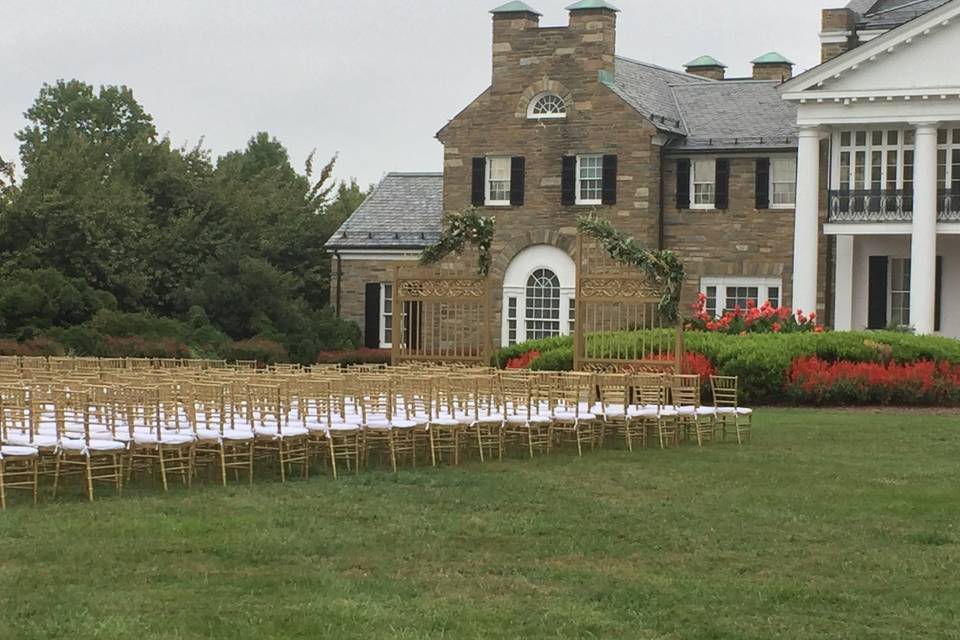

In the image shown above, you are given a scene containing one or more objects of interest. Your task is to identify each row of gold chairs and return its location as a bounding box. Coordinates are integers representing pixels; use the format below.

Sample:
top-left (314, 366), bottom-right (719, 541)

top-left (0, 362), bottom-right (752, 507)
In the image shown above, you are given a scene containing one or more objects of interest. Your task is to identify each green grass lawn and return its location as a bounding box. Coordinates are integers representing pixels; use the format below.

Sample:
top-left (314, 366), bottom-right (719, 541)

top-left (1, 409), bottom-right (958, 639)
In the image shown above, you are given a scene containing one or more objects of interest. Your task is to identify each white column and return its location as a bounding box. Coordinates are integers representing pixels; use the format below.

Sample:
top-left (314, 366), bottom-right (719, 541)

top-left (792, 126), bottom-right (821, 315)
top-left (834, 235), bottom-right (854, 331)
top-left (910, 122), bottom-right (939, 335)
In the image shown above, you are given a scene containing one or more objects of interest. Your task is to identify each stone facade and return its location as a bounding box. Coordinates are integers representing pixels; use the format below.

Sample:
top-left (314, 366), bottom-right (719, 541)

top-left (330, 3), bottom-right (821, 347)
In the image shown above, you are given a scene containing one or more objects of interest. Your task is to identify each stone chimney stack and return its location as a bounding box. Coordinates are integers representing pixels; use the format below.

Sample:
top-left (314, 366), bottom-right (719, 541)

top-left (566, 0), bottom-right (619, 76)
top-left (751, 52), bottom-right (794, 82)
top-left (491, 1), bottom-right (543, 87)
top-left (821, 7), bottom-right (860, 62)
top-left (684, 56), bottom-right (726, 81)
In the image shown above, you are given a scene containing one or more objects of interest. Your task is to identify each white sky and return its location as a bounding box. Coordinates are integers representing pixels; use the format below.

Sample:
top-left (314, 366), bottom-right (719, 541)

top-left (1, 0), bottom-right (838, 188)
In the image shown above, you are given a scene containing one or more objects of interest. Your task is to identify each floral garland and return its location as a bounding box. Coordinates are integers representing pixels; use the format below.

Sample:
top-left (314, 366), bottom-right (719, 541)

top-left (576, 215), bottom-right (685, 321)
top-left (419, 207), bottom-right (495, 276)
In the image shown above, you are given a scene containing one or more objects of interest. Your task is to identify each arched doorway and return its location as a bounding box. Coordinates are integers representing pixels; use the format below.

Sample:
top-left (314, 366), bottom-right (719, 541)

top-left (501, 244), bottom-right (576, 347)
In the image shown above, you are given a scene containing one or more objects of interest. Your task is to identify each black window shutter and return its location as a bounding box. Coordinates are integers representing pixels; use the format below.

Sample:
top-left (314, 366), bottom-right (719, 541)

top-left (404, 301), bottom-right (423, 351)
top-left (601, 154), bottom-right (618, 205)
top-left (561, 156), bottom-right (577, 206)
top-left (867, 257), bottom-right (888, 330)
top-left (755, 158), bottom-right (770, 209)
top-left (676, 159), bottom-right (691, 209)
top-left (715, 159), bottom-right (730, 210)
top-left (935, 256), bottom-right (943, 332)
top-left (364, 283), bottom-right (381, 348)
top-left (471, 158), bottom-right (486, 207)
top-left (510, 157), bottom-right (525, 206)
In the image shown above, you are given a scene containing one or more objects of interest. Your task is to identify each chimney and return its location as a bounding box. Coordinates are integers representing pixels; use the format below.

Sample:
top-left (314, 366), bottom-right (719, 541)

top-left (751, 52), bottom-right (794, 82)
top-left (491, 1), bottom-right (542, 86)
top-left (566, 0), bottom-right (619, 75)
top-left (684, 55), bottom-right (726, 81)
top-left (820, 7), bottom-right (860, 63)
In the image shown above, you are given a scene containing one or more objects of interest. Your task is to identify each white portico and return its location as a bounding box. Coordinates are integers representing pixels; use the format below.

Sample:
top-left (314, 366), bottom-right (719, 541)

top-left (781, 0), bottom-right (960, 336)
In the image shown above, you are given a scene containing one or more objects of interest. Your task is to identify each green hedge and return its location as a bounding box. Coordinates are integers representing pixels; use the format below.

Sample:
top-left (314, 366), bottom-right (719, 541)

top-left (498, 330), bottom-right (960, 404)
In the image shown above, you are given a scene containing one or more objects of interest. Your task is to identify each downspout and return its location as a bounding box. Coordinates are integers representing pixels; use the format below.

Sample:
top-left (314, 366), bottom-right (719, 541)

top-left (658, 144), bottom-right (666, 251)
top-left (333, 250), bottom-right (343, 318)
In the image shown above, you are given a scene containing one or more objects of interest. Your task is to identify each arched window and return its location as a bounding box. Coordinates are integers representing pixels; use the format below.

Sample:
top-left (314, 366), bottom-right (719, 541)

top-left (524, 268), bottom-right (562, 340)
top-left (528, 93), bottom-right (567, 120)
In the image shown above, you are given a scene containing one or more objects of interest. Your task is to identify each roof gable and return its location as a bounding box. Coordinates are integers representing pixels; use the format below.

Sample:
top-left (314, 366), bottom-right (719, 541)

top-left (782, 0), bottom-right (960, 97)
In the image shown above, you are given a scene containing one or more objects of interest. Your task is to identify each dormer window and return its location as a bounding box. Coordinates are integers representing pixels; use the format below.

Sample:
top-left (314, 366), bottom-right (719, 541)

top-left (528, 93), bottom-right (566, 120)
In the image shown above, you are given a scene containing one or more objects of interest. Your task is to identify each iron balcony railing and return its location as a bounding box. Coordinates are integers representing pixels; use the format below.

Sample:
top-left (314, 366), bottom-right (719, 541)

top-left (827, 189), bottom-right (960, 223)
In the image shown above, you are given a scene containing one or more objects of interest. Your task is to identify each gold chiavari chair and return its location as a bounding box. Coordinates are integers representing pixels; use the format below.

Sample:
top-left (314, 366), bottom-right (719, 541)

top-left (501, 372), bottom-right (552, 458)
top-left (550, 372), bottom-right (599, 457)
top-left (468, 372), bottom-right (504, 463)
top-left (671, 374), bottom-right (715, 447)
top-left (594, 373), bottom-right (629, 449)
top-left (124, 385), bottom-right (195, 491)
top-left (250, 383), bottom-right (309, 482)
top-left (427, 373), bottom-right (469, 467)
top-left (626, 373), bottom-right (676, 450)
top-left (54, 388), bottom-right (125, 501)
top-left (0, 385), bottom-right (39, 508)
top-left (358, 375), bottom-right (415, 472)
top-left (323, 377), bottom-right (363, 479)
top-left (186, 381), bottom-right (255, 485)
top-left (711, 375), bottom-right (752, 444)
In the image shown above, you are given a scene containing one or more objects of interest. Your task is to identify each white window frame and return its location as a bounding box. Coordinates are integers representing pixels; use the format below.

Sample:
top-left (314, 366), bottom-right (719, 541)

top-left (485, 157), bottom-right (511, 207)
top-left (937, 127), bottom-right (960, 193)
top-left (379, 283), bottom-right (393, 349)
top-left (888, 257), bottom-right (911, 328)
top-left (527, 93), bottom-right (567, 120)
top-left (576, 155), bottom-right (603, 206)
top-left (691, 159), bottom-right (717, 210)
top-left (770, 157), bottom-right (797, 209)
top-left (699, 276), bottom-right (782, 317)
top-left (831, 128), bottom-right (915, 192)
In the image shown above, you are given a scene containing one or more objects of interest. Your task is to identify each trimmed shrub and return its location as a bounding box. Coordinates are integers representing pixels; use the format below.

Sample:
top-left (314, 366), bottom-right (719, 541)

top-left (498, 330), bottom-right (960, 405)
top-left (0, 337), bottom-right (66, 357)
top-left (100, 336), bottom-right (191, 359)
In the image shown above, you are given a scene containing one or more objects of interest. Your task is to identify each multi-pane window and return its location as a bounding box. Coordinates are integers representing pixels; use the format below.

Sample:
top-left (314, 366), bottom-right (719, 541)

top-left (576, 155), bottom-right (603, 204)
top-left (528, 93), bottom-right (566, 119)
top-left (936, 128), bottom-right (960, 193)
top-left (890, 258), bottom-right (911, 328)
top-left (771, 158), bottom-right (797, 208)
top-left (486, 157), bottom-right (511, 205)
top-left (506, 297), bottom-right (518, 346)
top-left (568, 298), bottom-right (576, 334)
top-left (837, 129), bottom-right (915, 193)
top-left (700, 277), bottom-right (782, 317)
top-left (525, 269), bottom-right (562, 340)
top-left (380, 283), bottom-right (393, 348)
top-left (692, 159), bottom-right (716, 209)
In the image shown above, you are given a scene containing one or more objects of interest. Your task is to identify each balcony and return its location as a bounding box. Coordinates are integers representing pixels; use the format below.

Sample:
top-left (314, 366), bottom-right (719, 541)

top-left (827, 190), bottom-right (960, 223)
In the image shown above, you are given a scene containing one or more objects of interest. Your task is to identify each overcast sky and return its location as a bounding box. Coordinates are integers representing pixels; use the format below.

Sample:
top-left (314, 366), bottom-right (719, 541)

top-left (2, 0), bottom-right (837, 188)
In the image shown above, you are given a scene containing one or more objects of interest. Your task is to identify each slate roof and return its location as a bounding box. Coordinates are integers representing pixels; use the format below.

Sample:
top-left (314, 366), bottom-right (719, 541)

top-left (850, 0), bottom-right (954, 29)
top-left (610, 57), bottom-right (798, 150)
top-left (325, 173), bottom-right (443, 250)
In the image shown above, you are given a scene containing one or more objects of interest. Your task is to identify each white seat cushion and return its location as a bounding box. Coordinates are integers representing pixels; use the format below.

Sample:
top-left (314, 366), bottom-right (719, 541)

top-left (716, 407), bottom-right (753, 416)
top-left (430, 416), bottom-right (461, 428)
top-left (5, 433), bottom-right (58, 448)
top-left (553, 411), bottom-right (597, 423)
top-left (328, 423), bottom-right (360, 433)
top-left (194, 429), bottom-right (224, 442)
top-left (61, 439), bottom-right (126, 453)
top-left (476, 413), bottom-right (505, 424)
top-left (254, 426), bottom-right (309, 439)
top-left (505, 414), bottom-right (551, 426)
top-left (1, 444), bottom-right (39, 458)
top-left (696, 406), bottom-right (717, 416)
top-left (133, 432), bottom-right (195, 446)
top-left (627, 406), bottom-right (659, 418)
top-left (221, 430), bottom-right (255, 441)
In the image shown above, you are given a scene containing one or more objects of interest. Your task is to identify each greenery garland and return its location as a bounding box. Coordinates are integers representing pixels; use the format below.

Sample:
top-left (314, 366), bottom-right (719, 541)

top-left (419, 207), bottom-right (495, 276)
top-left (576, 215), bottom-right (686, 321)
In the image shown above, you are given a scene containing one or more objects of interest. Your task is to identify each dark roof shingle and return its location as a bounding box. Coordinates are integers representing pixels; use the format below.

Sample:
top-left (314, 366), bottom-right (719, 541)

top-left (325, 173), bottom-right (443, 250)
top-left (852, 0), bottom-right (953, 29)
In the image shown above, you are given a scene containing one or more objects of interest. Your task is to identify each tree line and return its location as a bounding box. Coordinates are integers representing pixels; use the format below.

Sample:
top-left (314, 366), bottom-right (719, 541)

top-left (0, 80), bottom-right (366, 363)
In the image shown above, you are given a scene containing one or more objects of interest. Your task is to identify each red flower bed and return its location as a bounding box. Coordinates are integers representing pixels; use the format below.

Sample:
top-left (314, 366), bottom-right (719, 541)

top-left (687, 293), bottom-right (822, 335)
top-left (506, 350), bottom-right (541, 369)
top-left (786, 356), bottom-right (960, 405)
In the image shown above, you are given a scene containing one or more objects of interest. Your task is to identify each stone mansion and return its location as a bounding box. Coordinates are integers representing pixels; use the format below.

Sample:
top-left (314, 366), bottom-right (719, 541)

top-left (327, 0), bottom-right (960, 348)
